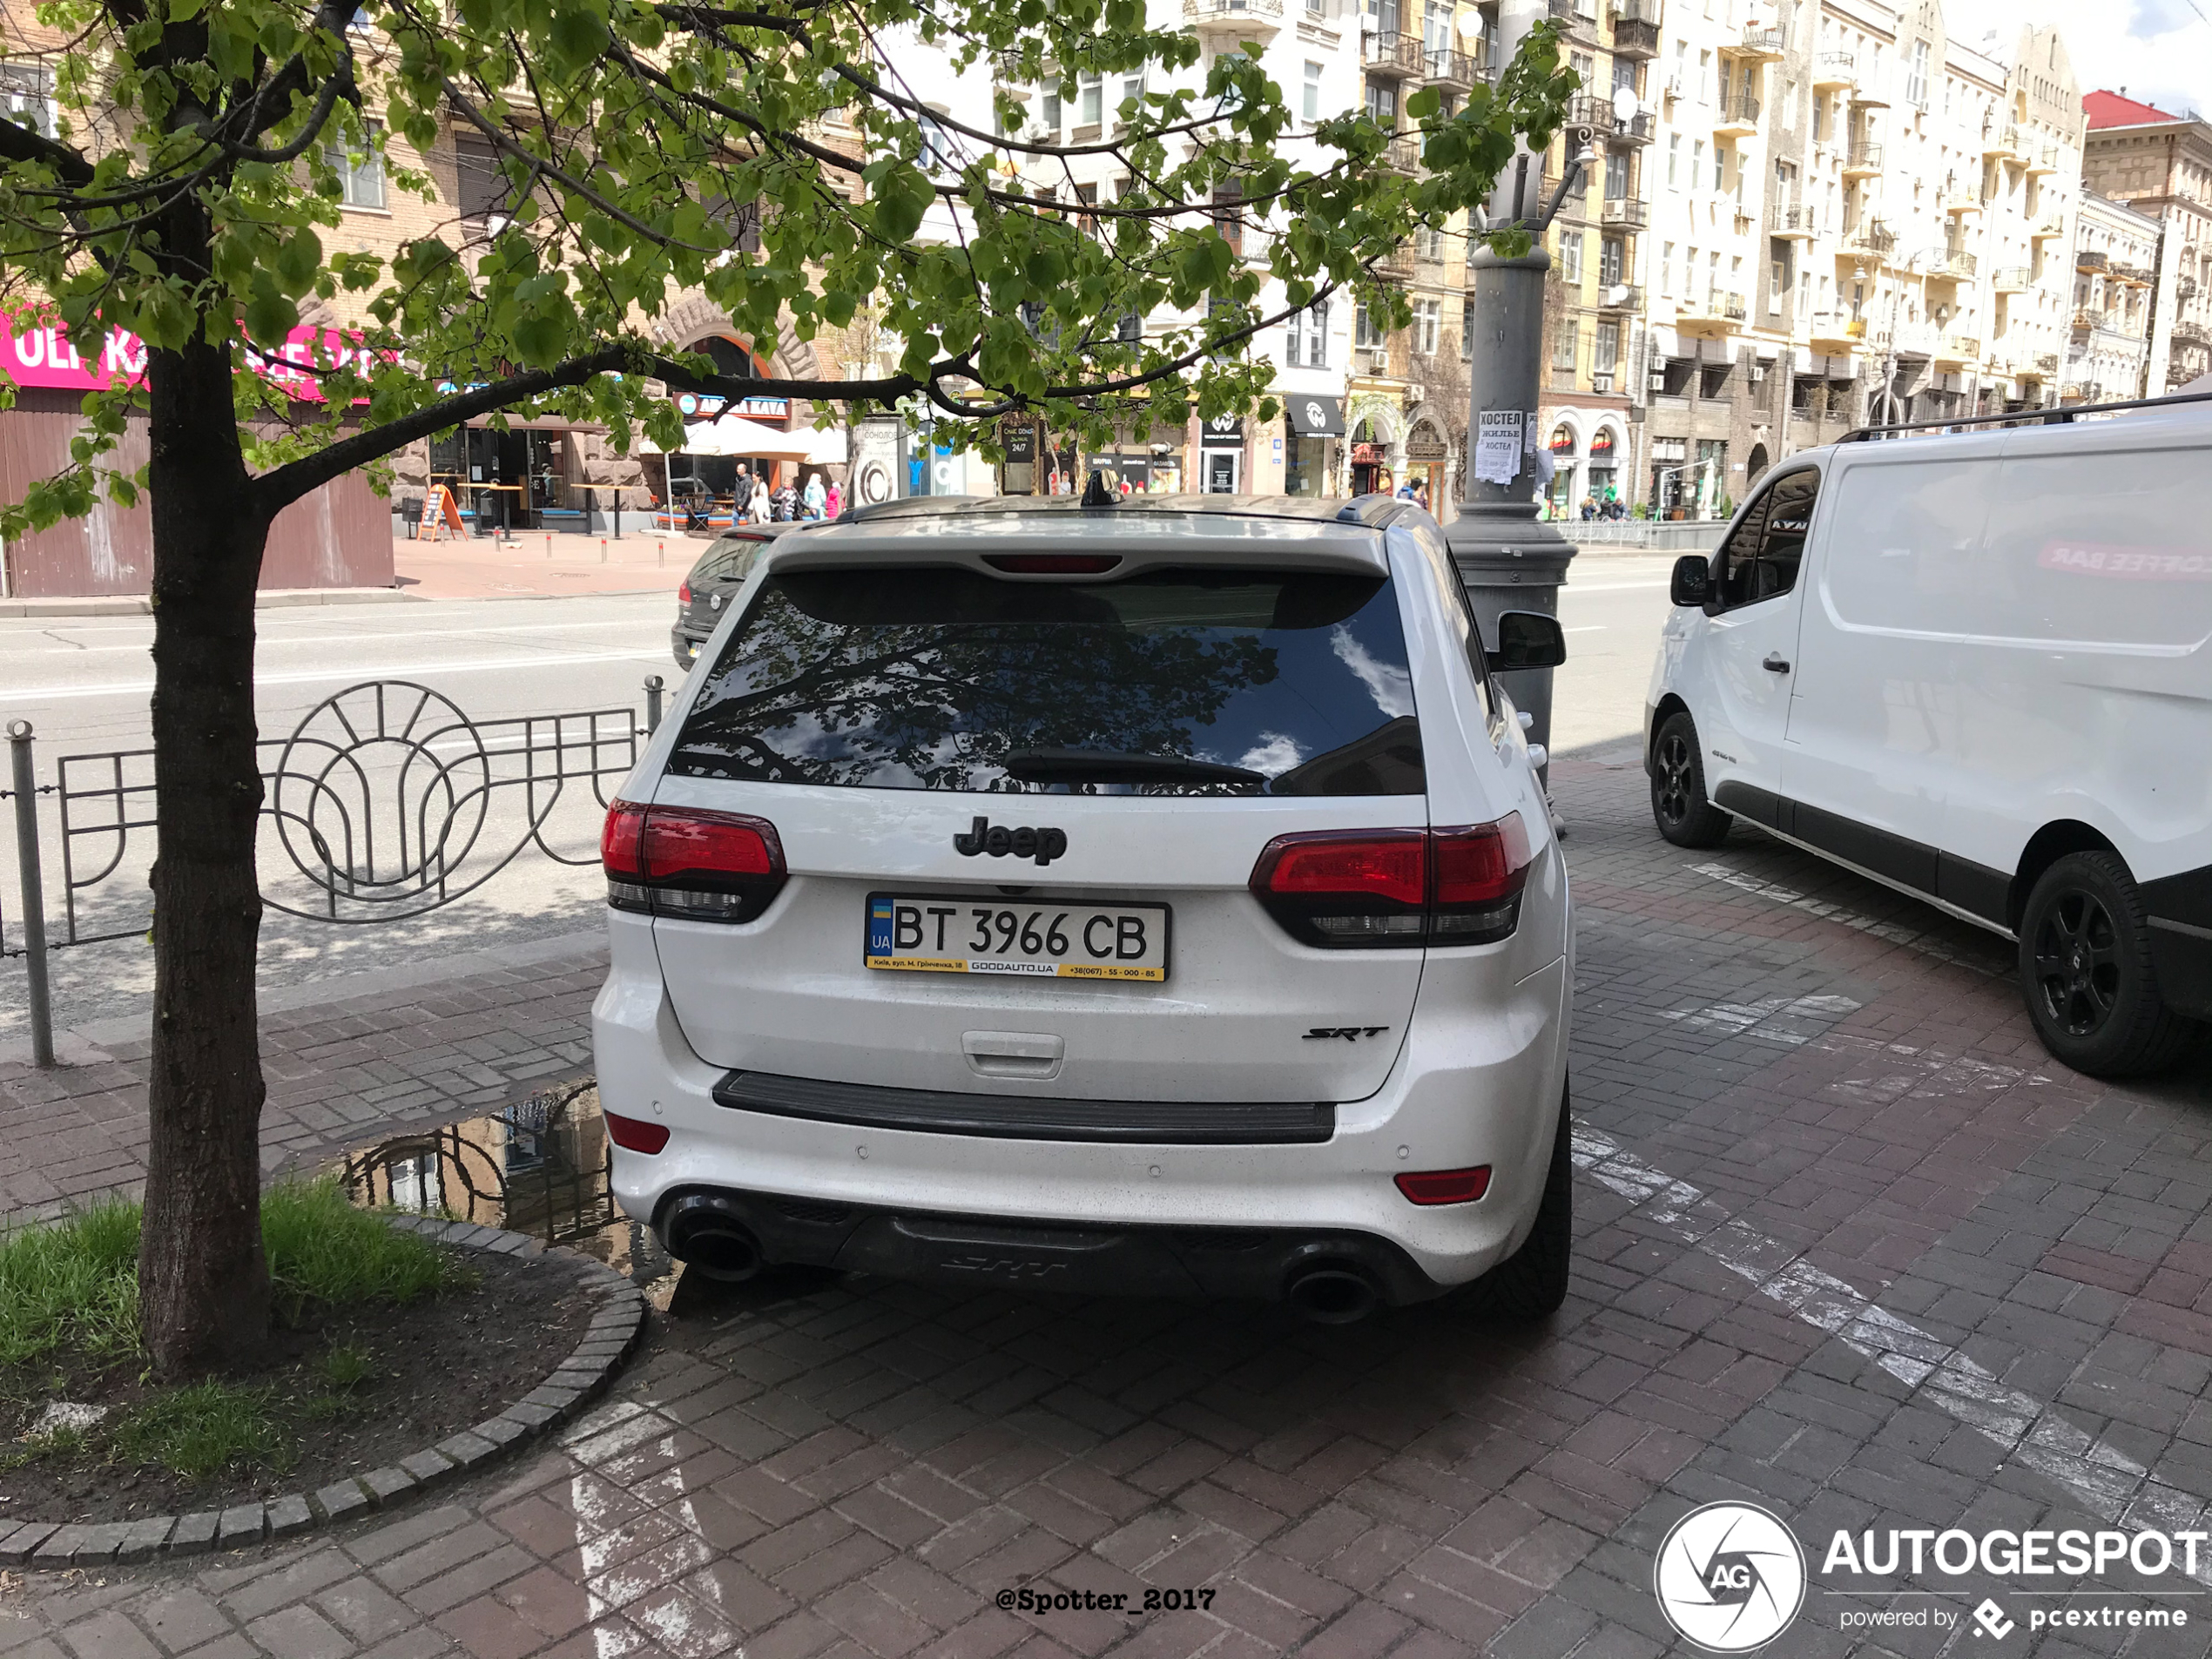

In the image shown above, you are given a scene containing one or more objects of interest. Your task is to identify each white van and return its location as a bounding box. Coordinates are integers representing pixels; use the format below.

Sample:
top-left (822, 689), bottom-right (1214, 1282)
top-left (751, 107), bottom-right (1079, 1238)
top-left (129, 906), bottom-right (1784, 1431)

top-left (1643, 404), bottom-right (2212, 1077)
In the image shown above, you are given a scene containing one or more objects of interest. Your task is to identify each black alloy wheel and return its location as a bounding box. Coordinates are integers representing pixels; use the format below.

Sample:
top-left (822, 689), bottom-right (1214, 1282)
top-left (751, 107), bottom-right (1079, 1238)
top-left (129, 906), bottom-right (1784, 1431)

top-left (1649, 711), bottom-right (1731, 848)
top-left (2018, 851), bottom-right (2207, 1077)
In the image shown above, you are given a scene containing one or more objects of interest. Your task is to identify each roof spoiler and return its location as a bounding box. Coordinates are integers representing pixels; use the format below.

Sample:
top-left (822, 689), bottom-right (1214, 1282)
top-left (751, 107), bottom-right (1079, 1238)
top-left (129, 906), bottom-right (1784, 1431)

top-left (1840, 386), bottom-right (2212, 442)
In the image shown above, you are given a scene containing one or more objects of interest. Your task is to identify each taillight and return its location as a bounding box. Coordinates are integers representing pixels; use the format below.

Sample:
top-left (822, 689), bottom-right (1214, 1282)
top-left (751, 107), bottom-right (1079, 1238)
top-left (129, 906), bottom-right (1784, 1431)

top-left (1395, 1166), bottom-right (1491, 1205)
top-left (678, 579), bottom-right (692, 604)
top-left (604, 1111), bottom-right (671, 1155)
top-left (601, 799), bottom-right (786, 922)
top-left (981, 553), bottom-right (1123, 575)
top-left (1249, 814), bottom-right (1531, 948)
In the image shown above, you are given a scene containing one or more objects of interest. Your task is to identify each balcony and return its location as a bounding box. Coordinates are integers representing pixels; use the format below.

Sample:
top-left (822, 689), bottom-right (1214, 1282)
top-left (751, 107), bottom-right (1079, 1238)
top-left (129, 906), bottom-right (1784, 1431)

top-left (1811, 51), bottom-right (1857, 89)
top-left (1844, 219), bottom-right (1896, 260)
top-left (1378, 133), bottom-right (1422, 175)
top-left (2179, 275), bottom-right (2199, 301)
top-left (1715, 93), bottom-right (1761, 137)
top-left (2076, 249), bottom-right (2107, 274)
top-left (1609, 0), bottom-right (1661, 59)
top-left (1363, 30), bottom-right (1426, 78)
top-left (2173, 320), bottom-right (2212, 350)
top-left (1594, 283), bottom-right (1642, 313)
top-left (2032, 217), bottom-right (2067, 242)
top-left (1851, 78), bottom-right (1890, 110)
top-left (1568, 94), bottom-right (1617, 136)
top-left (1677, 290), bottom-right (1748, 336)
top-left (1945, 192), bottom-right (1983, 217)
top-left (1183, 0), bottom-right (1284, 37)
top-left (1993, 266), bottom-right (2032, 293)
top-left (1769, 204), bottom-right (1817, 239)
top-left (1610, 109), bottom-right (1655, 145)
top-left (1545, 0), bottom-right (1597, 40)
top-left (1930, 247), bottom-right (1976, 280)
top-left (1982, 123), bottom-right (2022, 160)
top-left (2035, 352), bottom-right (2059, 375)
top-left (1807, 311), bottom-right (1858, 351)
top-left (1939, 332), bottom-right (1980, 361)
top-left (2070, 308), bottom-right (2101, 334)
top-left (1423, 48), bottom-right (1477, 91)
top-left (2026, 143), bottom-right (2060, 176)
top-left (1375, 242), bottom-right (1416, 281)
top-left (1726, 25), bottom-right (1785, 60)
top-left (1841, 141), bottom-right (1883, 178)
top-left (1602, 196), bottom-right (1648, 230)
top-left (2112, 262), bottom-right (2152, 287)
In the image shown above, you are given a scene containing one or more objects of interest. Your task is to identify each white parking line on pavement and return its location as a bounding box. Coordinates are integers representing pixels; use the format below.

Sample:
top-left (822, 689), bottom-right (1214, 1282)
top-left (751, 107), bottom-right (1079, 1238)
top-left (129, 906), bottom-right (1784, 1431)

top-left (1572, 1125), bottom-right (2212, 1569)
top-left (0, 650), bottom-right (669, 705)
top-left (1692, 861), bottom-right (2006, 977)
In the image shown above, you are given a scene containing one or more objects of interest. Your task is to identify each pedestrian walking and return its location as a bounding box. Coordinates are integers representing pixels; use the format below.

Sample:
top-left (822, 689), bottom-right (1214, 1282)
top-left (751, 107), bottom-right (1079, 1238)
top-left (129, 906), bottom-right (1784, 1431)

top-left (803, 472), bottom-right (826, 519)
top-left (825, 479), bottom-right (842, 519)
top-left (750, 475), bottom-right (770, 523)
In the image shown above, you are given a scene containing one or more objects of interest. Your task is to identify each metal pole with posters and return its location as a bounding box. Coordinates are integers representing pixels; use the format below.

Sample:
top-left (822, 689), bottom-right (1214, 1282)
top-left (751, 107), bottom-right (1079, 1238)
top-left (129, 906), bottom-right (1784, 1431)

top-left (1444, 7), bottom-right (1600, 784)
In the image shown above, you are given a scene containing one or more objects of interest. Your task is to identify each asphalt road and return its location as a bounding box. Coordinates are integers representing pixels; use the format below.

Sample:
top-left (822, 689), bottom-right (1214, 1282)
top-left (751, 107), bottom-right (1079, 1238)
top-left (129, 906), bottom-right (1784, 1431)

top-left (0, 559), bottom-right (1673, 1047)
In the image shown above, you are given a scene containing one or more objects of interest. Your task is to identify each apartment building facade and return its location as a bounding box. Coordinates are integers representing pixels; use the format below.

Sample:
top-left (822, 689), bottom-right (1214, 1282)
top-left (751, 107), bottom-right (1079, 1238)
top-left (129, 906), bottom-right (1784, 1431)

top-left (2065, 191), bottom-right (2162, 403)
top-left (2081, 91), bottom-right (2212, 395)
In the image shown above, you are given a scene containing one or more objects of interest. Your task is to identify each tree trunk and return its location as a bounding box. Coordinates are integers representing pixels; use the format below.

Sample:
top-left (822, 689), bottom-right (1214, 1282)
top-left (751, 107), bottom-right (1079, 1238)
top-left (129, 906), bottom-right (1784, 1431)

top-left (137, 330), bottom-right (275, 1377)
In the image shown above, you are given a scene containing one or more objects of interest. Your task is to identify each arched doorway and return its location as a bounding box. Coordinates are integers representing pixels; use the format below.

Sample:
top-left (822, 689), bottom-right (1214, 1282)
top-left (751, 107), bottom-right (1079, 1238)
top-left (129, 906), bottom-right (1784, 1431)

top-left (1745, 442), bottom-right (1771, 489)
top-left (1588, 425), bottom-right (1622, 513)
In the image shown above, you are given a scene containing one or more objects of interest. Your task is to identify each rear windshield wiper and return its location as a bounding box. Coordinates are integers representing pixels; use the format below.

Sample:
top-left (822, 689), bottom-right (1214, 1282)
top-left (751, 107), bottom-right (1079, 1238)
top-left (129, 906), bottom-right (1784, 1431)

top-left (1001, 748), bottom-right (1268, 787)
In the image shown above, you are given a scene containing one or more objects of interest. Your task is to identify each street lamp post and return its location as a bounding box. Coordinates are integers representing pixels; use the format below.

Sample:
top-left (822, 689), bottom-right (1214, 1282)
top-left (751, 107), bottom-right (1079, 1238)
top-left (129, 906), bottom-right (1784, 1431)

top-left (1444, 0), bottom-right (1600, 784)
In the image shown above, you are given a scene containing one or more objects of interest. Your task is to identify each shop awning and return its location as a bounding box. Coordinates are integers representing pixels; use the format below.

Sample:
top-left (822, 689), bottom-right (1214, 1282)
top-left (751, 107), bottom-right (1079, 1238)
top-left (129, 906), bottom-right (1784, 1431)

top-left (1285, 395), bottom-right (1345, 436)
top-left (638, 413), bottom-right (812, 460)
top-left (801, 424), bottom-right (848, 466)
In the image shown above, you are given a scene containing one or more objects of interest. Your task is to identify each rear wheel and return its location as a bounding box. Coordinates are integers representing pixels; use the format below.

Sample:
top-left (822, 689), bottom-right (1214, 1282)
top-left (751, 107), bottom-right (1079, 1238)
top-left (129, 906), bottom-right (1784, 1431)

top-left (1650, 711), bottom-right (1731, 848)
top-left (2019, 851), bottom-right (2207, 1077)
top-left (1459, 1088), bottom-right (1572, 1321)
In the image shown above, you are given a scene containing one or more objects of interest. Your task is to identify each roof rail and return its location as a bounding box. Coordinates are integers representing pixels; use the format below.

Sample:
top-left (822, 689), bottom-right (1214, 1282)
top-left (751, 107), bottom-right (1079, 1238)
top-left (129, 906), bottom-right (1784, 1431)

top-left (1839, 386), bottom-right (2212, 442)
top-left (1334, 492), bottom-right (1425, 528)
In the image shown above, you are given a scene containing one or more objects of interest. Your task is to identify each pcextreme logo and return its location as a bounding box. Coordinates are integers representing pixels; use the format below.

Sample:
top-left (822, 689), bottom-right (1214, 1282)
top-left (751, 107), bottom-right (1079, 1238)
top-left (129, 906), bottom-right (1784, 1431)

top-left (1653, 1502), bottom-right (1808, 1653)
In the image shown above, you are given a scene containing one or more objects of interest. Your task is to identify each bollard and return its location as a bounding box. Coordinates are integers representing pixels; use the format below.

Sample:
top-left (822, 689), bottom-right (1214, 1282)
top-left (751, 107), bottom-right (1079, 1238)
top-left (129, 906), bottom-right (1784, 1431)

top-left (657, 540), bottom-right (664, 569)
top-left (644, 675), bottom-right (665, 735)
top-left (545, 534), bottom-right (552, 557)
top-left (600, 537), bottom-right (608, 564)
top-left (7, 720), bottom-right (55, 1069)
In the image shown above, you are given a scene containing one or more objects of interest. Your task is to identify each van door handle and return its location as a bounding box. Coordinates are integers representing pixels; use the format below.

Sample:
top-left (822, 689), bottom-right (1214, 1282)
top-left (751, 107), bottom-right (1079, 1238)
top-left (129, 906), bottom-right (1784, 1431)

top-left (1763, 653), bottom-right (1791, 673)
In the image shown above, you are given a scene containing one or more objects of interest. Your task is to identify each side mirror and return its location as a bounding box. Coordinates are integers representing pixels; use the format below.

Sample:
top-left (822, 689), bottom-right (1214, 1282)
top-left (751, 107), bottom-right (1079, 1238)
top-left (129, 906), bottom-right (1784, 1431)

top-left (1491, 610), bottom-right (1567, 671)
top-left (1670, 554), bottom-right (1715, 607)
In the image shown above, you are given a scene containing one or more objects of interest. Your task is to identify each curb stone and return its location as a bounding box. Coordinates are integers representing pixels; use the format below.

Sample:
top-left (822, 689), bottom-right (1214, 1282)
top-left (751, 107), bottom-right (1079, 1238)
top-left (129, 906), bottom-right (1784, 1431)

top-left (0, 1216), bottom-right (646, 1568)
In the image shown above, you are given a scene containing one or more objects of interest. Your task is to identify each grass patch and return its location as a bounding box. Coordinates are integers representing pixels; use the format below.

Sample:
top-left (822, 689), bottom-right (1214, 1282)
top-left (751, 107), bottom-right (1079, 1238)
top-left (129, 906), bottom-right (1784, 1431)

top-left (0, 1198), bottom-right (142, 1369)
top-left (111, 1381), bottom-right (293, 1482)
top-left (0, 1177), bottom-right (466, 1372)
top-left (320, 1342), bottom-right (375, 1391)
top-left (263, 1179), bottom-right (469, 1318)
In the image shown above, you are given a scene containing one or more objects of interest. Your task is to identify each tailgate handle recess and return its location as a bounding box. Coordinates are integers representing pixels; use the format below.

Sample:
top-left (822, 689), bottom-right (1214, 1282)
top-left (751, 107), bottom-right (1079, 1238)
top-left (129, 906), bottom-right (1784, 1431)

top-left (963, 1030), bottom-right (1064, 1080)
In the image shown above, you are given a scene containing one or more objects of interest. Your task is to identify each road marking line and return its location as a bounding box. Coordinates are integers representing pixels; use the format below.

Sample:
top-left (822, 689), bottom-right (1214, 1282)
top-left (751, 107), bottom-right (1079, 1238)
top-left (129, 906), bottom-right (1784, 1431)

top-left (0, 650), bottom-right (666, 704)
top-left (1660, 992), bottom-right (1861, 1045)
top-left (1573, 1126), bottom-right (2211, 1566)
top-left (1692, 861), bottom-right (2004, 976)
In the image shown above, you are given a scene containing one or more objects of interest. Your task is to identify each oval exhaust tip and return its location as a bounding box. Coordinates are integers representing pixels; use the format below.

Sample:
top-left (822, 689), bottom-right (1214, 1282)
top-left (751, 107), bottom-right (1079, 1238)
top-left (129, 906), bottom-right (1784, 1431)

top-left (1285, 1267), bottom-right (1380, 1325)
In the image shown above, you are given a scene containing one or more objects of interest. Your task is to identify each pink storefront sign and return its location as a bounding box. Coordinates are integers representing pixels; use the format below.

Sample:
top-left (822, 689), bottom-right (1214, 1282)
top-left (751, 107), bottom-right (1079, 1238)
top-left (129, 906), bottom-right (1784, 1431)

top-left (0, 318), bottom-right (380, 400)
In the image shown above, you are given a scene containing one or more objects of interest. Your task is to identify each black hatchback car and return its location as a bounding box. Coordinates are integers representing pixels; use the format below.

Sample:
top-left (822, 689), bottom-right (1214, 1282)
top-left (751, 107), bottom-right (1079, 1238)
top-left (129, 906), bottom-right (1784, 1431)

top-left (671, 527), bottom-right (791, 668)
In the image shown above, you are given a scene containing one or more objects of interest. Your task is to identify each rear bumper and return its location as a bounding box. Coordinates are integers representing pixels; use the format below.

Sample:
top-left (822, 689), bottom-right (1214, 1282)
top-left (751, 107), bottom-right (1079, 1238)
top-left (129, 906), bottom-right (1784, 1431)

top-left (590, 908), bottom-right (1573, 1296)
top-left (651, 1185), bottom-right (1444, 1305)
top-left (671, 625), bottom-right (704, 668)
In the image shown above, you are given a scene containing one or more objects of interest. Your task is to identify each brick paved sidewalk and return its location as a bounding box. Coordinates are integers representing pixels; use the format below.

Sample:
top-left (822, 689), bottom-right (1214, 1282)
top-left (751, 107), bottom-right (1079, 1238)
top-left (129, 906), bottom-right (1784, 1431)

top-left (5, 752), bottom-right (2211, 1658)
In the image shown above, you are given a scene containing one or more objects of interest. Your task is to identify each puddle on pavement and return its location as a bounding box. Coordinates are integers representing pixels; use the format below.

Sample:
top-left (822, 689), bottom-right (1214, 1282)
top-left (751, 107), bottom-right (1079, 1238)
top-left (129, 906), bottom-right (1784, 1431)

top-left (334, 1077), bottom-right (682, 1308)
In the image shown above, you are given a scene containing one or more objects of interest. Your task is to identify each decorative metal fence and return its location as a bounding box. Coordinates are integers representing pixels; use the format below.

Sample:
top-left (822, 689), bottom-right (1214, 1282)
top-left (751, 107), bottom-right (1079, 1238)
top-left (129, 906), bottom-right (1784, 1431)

top-left (3, 674), bottom-right (666, 1067)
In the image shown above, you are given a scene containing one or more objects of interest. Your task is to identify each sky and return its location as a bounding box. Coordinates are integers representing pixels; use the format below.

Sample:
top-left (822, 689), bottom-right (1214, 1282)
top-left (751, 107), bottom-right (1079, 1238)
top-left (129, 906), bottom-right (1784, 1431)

top-left (1941, 0), bottom-right (2212, 120)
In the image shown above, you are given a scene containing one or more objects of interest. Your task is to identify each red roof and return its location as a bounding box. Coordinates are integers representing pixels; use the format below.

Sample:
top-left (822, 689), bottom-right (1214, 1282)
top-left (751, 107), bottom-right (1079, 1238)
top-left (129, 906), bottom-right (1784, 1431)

top-left (2086, 90), bottom-right (2181, 130)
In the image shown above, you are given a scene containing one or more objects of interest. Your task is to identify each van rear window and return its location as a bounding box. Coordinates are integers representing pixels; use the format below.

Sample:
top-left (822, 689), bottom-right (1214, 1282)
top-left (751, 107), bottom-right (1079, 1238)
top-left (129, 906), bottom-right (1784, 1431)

top-left (667, 565), bottom-right (1424, 796)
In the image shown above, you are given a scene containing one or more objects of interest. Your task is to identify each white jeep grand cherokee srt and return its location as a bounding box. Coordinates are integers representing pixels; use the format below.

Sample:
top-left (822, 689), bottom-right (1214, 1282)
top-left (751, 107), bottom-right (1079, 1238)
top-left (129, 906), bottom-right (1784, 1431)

top-left (592, 492), bottom-right (1574, 1322)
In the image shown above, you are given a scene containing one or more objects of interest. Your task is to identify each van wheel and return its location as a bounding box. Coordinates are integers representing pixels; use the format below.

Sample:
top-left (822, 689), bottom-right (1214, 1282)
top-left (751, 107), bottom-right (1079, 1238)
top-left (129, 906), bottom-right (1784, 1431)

top-left (1650, 712), bottom-right (1731, 848)
top-left (2020, 852), bottom-right (2208, 1077)
top-left (1458, 1088), bottom-right (1572, 1322)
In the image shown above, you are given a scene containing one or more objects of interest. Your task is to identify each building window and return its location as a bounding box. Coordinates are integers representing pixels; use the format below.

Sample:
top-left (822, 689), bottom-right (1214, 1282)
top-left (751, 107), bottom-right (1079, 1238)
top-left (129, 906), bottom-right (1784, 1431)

top-left (1605, 150), bottom-right (1630, 200)
top-left (1356, 305), bottom-right (1386, 349)
top-left (1770, 257), bottom-right (1785, 308)
top-left (1553, 326), bottom-right (1579, 371)
top-left (1712, 142), bottom-right (1726, 193)
top-left (1304, 60), bottom-right (1323, 123)
top-left (455, 134), bottom-right (511, 225)
top-left (1571, 51), bottom-right (1595, 90)
top-left (1600, 236), bottom-right (1625, 287)
top-left (1559, 230), bottom-right (1583, 284)
top-left (1079, 74), bottom-right (1103, 129)
top-left (1366, 81), bottom-right (1398, 127)
top-left (0, 61), bottom-right (56, 138)
top-left (1668, 135), bottom-right (1681, 189)
top-left (1906, 40), bottom-right (1929, 109)
top-left (1595, 320), bottom-right (1621, 375)
top-left (1040, 87), bottom-right (1061, 134)
top-left (324, 122), bottom-right (387, 210)
top-left (1286, 302), bottom-right (1329, 368)
top-left (1461, 295), bottom-right (1475, 361)
top-left (1413, 298), bottom-right (1441, 355)
top-left (1211, 185), bottom-right (1244, 257)
top-left (1661, 241), bottom-right (1676, 296)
